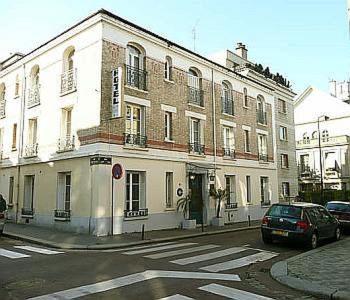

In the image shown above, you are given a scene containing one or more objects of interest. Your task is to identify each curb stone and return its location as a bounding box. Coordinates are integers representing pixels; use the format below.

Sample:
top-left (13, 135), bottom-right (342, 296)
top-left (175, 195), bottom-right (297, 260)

top-left (271, 238), bottom-right (350, 300)
top-left (3, 225), bottom-right (260, 250)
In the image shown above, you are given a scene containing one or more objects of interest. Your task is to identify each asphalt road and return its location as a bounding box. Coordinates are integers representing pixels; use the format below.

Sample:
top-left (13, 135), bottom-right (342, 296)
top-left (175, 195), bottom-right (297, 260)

top-left (0, 229), bottom-right (323, 300)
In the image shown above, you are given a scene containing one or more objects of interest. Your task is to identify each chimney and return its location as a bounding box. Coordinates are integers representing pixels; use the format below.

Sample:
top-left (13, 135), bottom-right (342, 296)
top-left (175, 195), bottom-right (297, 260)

top-left (329, 79), bottom-right (337, 97)
top-left (236, 42), bottom-right (248, 60)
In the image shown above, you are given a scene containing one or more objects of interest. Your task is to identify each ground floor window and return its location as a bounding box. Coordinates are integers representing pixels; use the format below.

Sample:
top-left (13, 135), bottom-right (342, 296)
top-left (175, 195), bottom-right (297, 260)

top-left (23, 175), bottom-right (35, 213)
top-left (260, 176), bottom-right (270, 205)
top-left (8, 176), bottom-right (14, 206)
top-left (57, 172), bottom-right (71, 211)
top-left (126, 171), bottom-right (146, 211)
top-left (225, 175), bottom-right (236, 204)
top-left (165, 172), bottom-right (173, 208)
top-left (282, 182), bottom-right (290, 197)
top-left (246, 175), bottom-right (251, 204)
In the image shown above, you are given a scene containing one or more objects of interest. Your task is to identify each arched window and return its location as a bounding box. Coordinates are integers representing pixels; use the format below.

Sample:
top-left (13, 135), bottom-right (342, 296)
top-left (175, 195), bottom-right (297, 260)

top-left (164, 56), bottom-right (172, 80)
top-left (0, 83), bottom-right (5, 102)
top-left (312, 131), bottom-right (318, 139)
top-left (222, 81), bottom-right (234, 115)
top-left (126, 43), bottom-right (146, 90)
top-left (63, 46), bottom-right (75, 72)
top-left (188, 67), bottom-right (203, 106)
top-left (303, 132), bottom-right (310, 144)
top-left (127, 44), bottom-right (145, 70)
top-left (15, 75), bottom-right (20, 97)
top-left (257, 95), bottom-right (265, 112)
top-left (243, 87), bottom-right (248, 107)
top-left (322, 130), bottom-right (329, 142)
top-left (30, 65), bottom-right (40, 87)
top-left (61, 47), bottom-right (77, 94)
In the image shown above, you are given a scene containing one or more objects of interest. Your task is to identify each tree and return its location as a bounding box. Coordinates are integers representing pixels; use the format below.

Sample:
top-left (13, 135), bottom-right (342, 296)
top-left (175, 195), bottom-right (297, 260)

top-left (210, 188), bottom-right (227, 218)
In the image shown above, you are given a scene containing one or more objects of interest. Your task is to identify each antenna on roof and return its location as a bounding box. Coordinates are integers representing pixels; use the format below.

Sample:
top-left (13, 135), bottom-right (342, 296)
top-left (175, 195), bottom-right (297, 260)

top-left (192, 19), bottom-right (200, 52)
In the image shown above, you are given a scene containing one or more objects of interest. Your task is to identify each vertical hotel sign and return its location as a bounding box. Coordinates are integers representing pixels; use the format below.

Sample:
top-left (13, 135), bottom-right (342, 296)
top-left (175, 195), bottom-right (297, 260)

top-left (112, 67), bottom-right (122, 118)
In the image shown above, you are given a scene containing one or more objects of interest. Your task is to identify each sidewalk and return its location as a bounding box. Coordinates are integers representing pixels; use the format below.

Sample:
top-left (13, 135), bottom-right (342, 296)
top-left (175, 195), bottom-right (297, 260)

top-left (2, 220), bottom-right (260, 250)
top-left (271, 237), bottom-right (350, 300)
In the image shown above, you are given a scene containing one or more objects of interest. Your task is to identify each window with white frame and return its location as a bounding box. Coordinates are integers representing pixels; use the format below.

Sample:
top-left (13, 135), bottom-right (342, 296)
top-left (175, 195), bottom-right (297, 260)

top-left (126, 104), bottom-right (144, 136)
top-left (164, 111), bottom-right (173, 141)
top-left (278, 99), bottom-right (287, 114)
top-left (260, 176), bottom-right (270, 205)
top-left (189, 118), bottom-right (204, 153)
top-left (244, 129), bottom-right (250, 152)
top-left (279, 126), bottom-right (288, 141)
top-left (11, 123), bottom-right (17, 150)
top-left (23, 175), bottom-right (35, 212)
top-left (281, 154), bottom-right (289, 168)
top-left (126, 171), bottom-right (146, 212)
top-left (258, 134), bottom-right (268, 160)
top-left (164, 56), bottom-right (172, 80)
top-left (223, 126), bottom-right (235, 155)
top-left (282, 182), bottom-right (290, 197)
top-left (165, 172), bottom-right (173, 208)
top-left (246, 175), bottom-right (251, 204)
top-left (8, 176), bottom-right (14, 206)
top-left (57, 172), bottom-right (71, 212)
top-left (225, 175), bottom-right (236, 205)
top-left (243, 88), bottom-right (248, 107)
top-left (28, 118), bottom-right (38, 145)
top-left (61, 108), bottom-right (72, 138)
top-left (15, 75), bottom-right (20, 97)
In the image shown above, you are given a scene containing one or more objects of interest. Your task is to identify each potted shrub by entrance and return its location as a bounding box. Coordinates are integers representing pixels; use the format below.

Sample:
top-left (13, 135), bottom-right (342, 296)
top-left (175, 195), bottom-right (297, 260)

top-left (210, 188), bottom-right (227, 227)
top-left (176, 195), bottom-right (197, 229)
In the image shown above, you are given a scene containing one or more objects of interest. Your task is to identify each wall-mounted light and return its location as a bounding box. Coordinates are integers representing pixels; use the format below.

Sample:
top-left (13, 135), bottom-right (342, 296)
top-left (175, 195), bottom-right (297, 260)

top-left (190, 174), bottom-right (196, 180)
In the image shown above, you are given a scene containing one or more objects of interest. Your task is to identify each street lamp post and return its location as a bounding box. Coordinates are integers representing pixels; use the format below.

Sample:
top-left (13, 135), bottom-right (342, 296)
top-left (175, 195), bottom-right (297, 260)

top-left (317, 115), bottom-right (329, 203)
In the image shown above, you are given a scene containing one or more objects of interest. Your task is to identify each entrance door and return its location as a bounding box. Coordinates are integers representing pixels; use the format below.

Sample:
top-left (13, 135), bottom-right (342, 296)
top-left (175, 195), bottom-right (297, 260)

top-left (189, 173), bottom-right (203, 224)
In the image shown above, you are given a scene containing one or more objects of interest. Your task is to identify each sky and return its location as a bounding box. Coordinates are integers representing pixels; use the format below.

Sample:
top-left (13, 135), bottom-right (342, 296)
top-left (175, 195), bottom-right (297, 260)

top-left (0, 0), bottom-right (349, 94)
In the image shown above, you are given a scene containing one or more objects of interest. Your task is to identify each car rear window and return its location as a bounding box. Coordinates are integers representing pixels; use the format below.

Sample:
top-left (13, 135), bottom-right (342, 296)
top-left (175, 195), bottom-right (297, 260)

top-left (326, 203), bottom-right (350, 212)
top-left (267, 205), bottom-right (302, 219)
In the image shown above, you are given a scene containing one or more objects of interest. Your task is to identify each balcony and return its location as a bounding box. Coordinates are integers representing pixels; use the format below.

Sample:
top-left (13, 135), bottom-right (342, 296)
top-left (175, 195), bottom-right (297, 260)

top-left (24, 143), bottom-right (38, 158)
top-left (258, 153), bottom-right (268, 162)
top-left (21, 208), bottom-right (34, 218)
top-left (223, 148), bottom-right (235, 159)
top-left (221, 95), bottom-right (234, 115)
top-left (225, 202), bottom-right (238, 209)
top-left (189, 142), bottom-right (205, 155)
top-left (125, 65), bottom-right (147, 91)
top-left (188, 87), bottom-right (204, 107)
top-left (54, 209), bottom-right (71, 221)
top-left (57, 135), bottom-right (75, 152)
top-left (124, 208), bottom-right (148, 218)
top-left (256, 109), bottom-right (267, 125)
top-left (296, 135), bottom-right (350, 149)
top-left (27, 85), bottom-right (40, 108)
top-left (61, 69), bottom-right (77, 95)
top-left (298, 165), bottom-right (313, 178)
top-left (0, 100), bottom-right (5, 118)
top-left (124, 133), bottom-right (147, 148)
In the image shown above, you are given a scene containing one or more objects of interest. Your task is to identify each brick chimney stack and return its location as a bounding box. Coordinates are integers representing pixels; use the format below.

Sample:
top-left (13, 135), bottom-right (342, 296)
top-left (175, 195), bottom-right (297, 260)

top-left (235, 42), bottom-right (248, 60)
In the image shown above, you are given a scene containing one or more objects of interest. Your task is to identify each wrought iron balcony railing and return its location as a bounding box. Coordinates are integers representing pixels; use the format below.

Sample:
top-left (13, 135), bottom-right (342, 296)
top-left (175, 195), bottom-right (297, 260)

top-left (124, 133), bottom-right (147, 148)
top-left (296, 135), bottom-right (350, 149)
top-left (61, 68), bottom-right (77, 95)
top-left (21, 208), bottom-right (34, 217)
top-left (225, 202), bottom-right (238, 209)
top-left (256, 109), bottom-right (267, 125)
top-left (124, 208), bottom-right (148, 218)
top-left (188, 87), bottom-right (204, 107)
top-left (54, 209), bottom-right (71, 221)
top-left (24, 143), bottom-right (38, 158)
top-left (57, 135), bottom-right (75, 152)
top-left (125, 65), bottom-right (147, 91)
top-left (221, 96), bottom-right (234, 115)
top-left (189, 142), bottom-right (205, 155)
top-left (27, 85), bottom-right (40, 108)
top-left (258, 153), bottom-right (268, 162)
top-left (223, 148), bottom-right (235, 159)
top-left (0, 100), bottom-right (6, 118)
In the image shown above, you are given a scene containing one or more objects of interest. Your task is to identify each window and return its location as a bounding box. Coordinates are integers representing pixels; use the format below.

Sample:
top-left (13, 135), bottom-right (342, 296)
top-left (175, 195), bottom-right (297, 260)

top-left (61, 47), bottom-right (76, 94)
top-left (164, 56), bottom-right (172, 80)
top-left (281, 154), bottom-right (289, 168)
top-left (302, 133), bottom-right (309, 144)
top-left (257, 95), bottom-right (267, 124)
top-left (23, 175), bottom-right (35, 213)
top-left (260, 177), bottom-right (270, 205)
top-left (312, 131), bottom-right (318, 139)
top-left (300, 154), bottom-right (310, 172)
top-left (164, 111), bottom-right (172, 141)
top-left (126, 44), bottom-right (146, 90)
top-left (282, 182), bottom-right (290, 197)
top-left (325, 152), bottom-right (337, 171)
top-left (221, 81), bottom-right (234, 115)
top-left (189, 118), bottom-right (204, 154)
top-left (322, 130), bottom-right (329, 142)
top-left (8, 177), bottom-right (14, 206)
top-left (243, 88), bottom-right (248, 107)
top-left (57, 172), bottom-right (71, 212)
top-left (15, 75), bottom-right (20, 97)
top-left (258, 134), bottom-right (268, 161)
top-left (28, 118), bottom-right (38, 145)
top-left (246, 176), bottom-right (251, 204)
top-left (278, 99), bottom-right (287, 114)
top-left (12, 123), bottom-right (17, 150)
top-left (61, 109), bottom-right (72, 138)
top-left (28, 66), bottom-right (40, 107)
top-left (126, 171), bottom-right (146, 212)
top-left (188, 68), bottom-right (203, 106)
top-left (225, 175), bottom-right (236, 204)
top-left (244, 129), bottom-right (250, 152)
top-left (279, 126), bottom-right (287, 141)
top-left (165, 172), bottom-right (173, 208)
top-left (125, 104), bottom-right (146, 147)
top-left (223, 126), bottom-right (235, 153)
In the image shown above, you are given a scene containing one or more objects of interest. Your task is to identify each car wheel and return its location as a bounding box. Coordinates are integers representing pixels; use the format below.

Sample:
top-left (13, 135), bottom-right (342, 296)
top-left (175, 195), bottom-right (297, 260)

top-left (309, 232), bottom-right (318, 249)
top-left (333, 227), bottom-right (341, 241)
top-left (262, 234), bottom-right (273, 244)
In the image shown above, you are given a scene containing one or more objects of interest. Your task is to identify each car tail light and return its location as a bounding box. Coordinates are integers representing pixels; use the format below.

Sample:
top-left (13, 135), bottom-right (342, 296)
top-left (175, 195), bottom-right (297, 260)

top-left (296, 220), bottom-right (309, 232)
top-left (0, 213), bottom-right (4, 219)
top-left (262, 216), bottom-right (269, 225)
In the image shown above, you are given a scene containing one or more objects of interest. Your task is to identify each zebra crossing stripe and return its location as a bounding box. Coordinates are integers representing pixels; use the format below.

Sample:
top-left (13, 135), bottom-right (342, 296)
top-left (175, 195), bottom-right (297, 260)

top-left (158, 294), bottom-right (194, 300)
top-left (200, 251), bottom-right (278, 272)
top-left (199, 283), bottom-right (275, 300)
top-left (103, 242), bottom-right (177, 252)
top-left (0, 248), bottom-right (30, 259)
top-left (123, 243), bottom-right (197, 255)
top-left (14, 246), bottom-right (64, 255)
top-left (144, 244), bottom-right (220, 259)
top-left (170, 247), bottom-right (246, 265)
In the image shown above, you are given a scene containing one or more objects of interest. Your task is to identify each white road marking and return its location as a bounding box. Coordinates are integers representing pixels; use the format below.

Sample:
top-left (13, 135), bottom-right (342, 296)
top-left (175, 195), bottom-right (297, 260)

top-left (199, 283), bottom-right (275, 300)
top-left (123, 242), bottom-right (197, 255)
top-left (28, 270), bottom-right (241, 300)
top-left (144, 244), bottom-right (219, 259)
top-left (200, 251), bottom-right (278, 272)
top-left (103, 242), bottom-right (177, 252)
top-left (0, 248), bottom-right (30, 259)
top-left (170, 247), bottom-right (247, 265)
top-left (14, 246), bottom-right (64, 255)
top-left (158, 294), bottom-right (194, 300)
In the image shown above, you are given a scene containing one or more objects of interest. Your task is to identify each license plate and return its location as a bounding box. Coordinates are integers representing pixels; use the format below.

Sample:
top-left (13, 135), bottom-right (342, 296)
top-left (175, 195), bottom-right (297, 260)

top-left (272, 230), bottom-right (288, 237)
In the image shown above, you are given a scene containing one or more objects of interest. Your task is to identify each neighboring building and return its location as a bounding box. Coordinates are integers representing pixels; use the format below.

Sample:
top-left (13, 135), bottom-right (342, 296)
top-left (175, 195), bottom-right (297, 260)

top-left (0, 9), bottom-right (295, 236)
top-left (329, 79), bottom-right (350, 104)
top-left (295, 86), bottom-right (350, 191)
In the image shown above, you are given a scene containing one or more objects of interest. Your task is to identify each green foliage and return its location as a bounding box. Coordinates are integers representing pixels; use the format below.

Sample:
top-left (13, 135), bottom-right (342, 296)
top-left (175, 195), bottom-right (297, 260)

top-left (246, 63), bottom-right (291, 88)
top-left (299, 190), bottom-right (350, 206)
top-left (210, 188), bottom-right (227, 218)
top-left (176, 195), bottom-right (191, 219)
